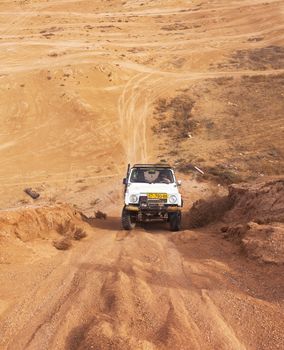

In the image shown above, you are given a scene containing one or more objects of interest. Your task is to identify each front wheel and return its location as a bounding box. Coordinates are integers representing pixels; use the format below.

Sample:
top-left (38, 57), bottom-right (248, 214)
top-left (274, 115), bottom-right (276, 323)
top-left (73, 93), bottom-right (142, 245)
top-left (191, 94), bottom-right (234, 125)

top-left (121, 207), bottom-right (136, 230)
top-left (169, 212), bottom-right (181, 231)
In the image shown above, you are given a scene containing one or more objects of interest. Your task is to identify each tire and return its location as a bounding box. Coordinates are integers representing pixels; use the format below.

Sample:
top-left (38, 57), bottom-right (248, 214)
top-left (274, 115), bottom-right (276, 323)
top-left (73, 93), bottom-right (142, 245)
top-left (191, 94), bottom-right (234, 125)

top-left (121, 207), bottom-right (136, 230)
top-left (169, 212), bottom-right (181, 231)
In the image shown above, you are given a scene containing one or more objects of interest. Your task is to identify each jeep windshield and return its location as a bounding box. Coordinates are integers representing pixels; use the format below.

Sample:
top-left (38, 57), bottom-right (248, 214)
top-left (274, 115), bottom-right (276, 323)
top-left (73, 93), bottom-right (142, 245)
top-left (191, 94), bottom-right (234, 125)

top-left (130, 168), bottom-right (174, 184)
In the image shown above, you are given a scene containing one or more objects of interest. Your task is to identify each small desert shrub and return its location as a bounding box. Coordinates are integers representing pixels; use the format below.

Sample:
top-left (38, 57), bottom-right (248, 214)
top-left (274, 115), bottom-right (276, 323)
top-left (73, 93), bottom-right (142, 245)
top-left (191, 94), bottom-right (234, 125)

top-left (56, 221), bottom-right (73, 236)
top-left (204, 166), bottom-right (243, 185)
top-left (176, 163), bottom-right (195, 173)
top-left (53, 238), bottom-right (72, 250)
top-left (73, 228), bottom-right (87, 240)
top-left (57, 221), bottom-right (87, 240)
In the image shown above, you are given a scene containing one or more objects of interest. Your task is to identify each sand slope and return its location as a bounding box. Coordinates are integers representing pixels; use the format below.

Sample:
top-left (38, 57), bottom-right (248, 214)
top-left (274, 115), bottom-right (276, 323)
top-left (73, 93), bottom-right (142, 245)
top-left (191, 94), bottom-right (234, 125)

top-left (0, 0), bottom-right (283, 349)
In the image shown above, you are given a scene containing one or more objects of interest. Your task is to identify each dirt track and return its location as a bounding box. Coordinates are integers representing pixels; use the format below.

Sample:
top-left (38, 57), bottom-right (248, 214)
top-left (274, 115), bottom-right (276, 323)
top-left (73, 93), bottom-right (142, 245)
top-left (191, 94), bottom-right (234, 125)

top-left (1, 218), bottom-right (283, 350)
top-left (0, 0), bottom-right (283, 349)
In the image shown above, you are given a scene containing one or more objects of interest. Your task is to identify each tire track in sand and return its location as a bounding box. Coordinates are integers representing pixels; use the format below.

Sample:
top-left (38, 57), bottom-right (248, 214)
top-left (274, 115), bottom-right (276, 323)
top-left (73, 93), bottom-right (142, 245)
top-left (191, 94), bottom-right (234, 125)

top-left (118, 73), bottom-right (152, 164)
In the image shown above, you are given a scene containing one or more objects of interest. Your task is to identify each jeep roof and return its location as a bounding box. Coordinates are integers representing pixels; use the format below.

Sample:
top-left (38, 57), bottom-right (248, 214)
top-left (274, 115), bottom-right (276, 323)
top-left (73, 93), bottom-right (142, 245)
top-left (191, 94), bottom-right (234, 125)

top-left (132, 164), bottom-right (172, 169)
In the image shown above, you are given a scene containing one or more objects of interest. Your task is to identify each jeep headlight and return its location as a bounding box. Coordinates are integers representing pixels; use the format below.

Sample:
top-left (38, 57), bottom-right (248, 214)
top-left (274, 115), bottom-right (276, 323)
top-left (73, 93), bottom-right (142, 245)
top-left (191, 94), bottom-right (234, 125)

top-left (129, 194), bottom-right (138, 203)
top-left (169, 195), bottom-right (177, 204)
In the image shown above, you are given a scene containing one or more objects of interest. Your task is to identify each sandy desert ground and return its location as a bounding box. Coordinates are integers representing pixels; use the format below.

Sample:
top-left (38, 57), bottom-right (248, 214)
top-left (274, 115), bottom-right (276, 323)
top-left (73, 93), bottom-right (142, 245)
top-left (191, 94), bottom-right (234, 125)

top-left (0, 0), bottom-right (283, 349)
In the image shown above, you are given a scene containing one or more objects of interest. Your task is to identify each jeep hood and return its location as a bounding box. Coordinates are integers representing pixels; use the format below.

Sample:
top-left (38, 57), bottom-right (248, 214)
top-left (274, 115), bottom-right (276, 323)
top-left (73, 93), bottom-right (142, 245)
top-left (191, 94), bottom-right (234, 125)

top-left (127, 182), bottom-right (178, 194)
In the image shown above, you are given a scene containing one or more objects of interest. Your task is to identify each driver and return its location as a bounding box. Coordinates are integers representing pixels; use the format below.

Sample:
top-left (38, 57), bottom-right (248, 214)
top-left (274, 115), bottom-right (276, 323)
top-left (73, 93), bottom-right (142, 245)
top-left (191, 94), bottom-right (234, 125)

top-left (144, 170), bottom-right (159, 183)
top-left (157, 170), bottom-right (171, 184)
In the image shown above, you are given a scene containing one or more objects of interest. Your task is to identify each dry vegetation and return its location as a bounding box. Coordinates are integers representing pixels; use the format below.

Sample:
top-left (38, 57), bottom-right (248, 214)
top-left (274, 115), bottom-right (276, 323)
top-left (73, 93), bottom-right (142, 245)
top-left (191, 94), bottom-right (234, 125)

top-left (152, 94), bottom-right (196, 163)
top-left (214, 46), bottom-right (284, 71)
top-left (53, 238), bottom-right (72, 251)
top-left (153, 72), bottom-right (284, 184)
top-left (152, 95), bottom-right (195, 141)
top-left (56, 220), bottom-right (87, 242)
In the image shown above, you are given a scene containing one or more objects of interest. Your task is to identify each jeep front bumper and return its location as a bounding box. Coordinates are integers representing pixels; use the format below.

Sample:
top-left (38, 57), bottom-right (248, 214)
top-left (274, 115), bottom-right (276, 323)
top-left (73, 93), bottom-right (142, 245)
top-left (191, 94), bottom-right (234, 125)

top-left (125, 205), bottom-right (181, 212)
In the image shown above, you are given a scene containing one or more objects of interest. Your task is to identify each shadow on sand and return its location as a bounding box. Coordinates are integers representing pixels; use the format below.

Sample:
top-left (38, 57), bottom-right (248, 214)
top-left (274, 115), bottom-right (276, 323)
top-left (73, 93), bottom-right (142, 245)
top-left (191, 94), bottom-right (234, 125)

top-left (83, 216), bottom-right (121, 231)
top-left (82, 214), bottom-right (175, 233)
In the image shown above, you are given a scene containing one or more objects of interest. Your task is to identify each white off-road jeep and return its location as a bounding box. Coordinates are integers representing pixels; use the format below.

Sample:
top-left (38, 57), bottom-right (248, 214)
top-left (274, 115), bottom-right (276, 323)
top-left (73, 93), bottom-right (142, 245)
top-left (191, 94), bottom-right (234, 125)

top-left (122, 164), bottom-right (183, 231)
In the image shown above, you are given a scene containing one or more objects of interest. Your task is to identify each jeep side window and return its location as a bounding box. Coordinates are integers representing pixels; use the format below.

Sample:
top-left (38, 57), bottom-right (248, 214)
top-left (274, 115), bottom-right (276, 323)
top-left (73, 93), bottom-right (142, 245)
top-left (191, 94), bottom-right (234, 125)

top-left (130, 169), bottom-right (146, 183)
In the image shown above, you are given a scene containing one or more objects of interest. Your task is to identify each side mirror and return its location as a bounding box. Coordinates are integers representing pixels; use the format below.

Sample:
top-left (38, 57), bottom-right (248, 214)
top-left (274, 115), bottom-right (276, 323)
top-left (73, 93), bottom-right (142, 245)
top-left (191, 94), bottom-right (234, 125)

top-left (123, 178), bottom-right (127, 185)
top-left (177, 180), bottom-right (182, 186)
